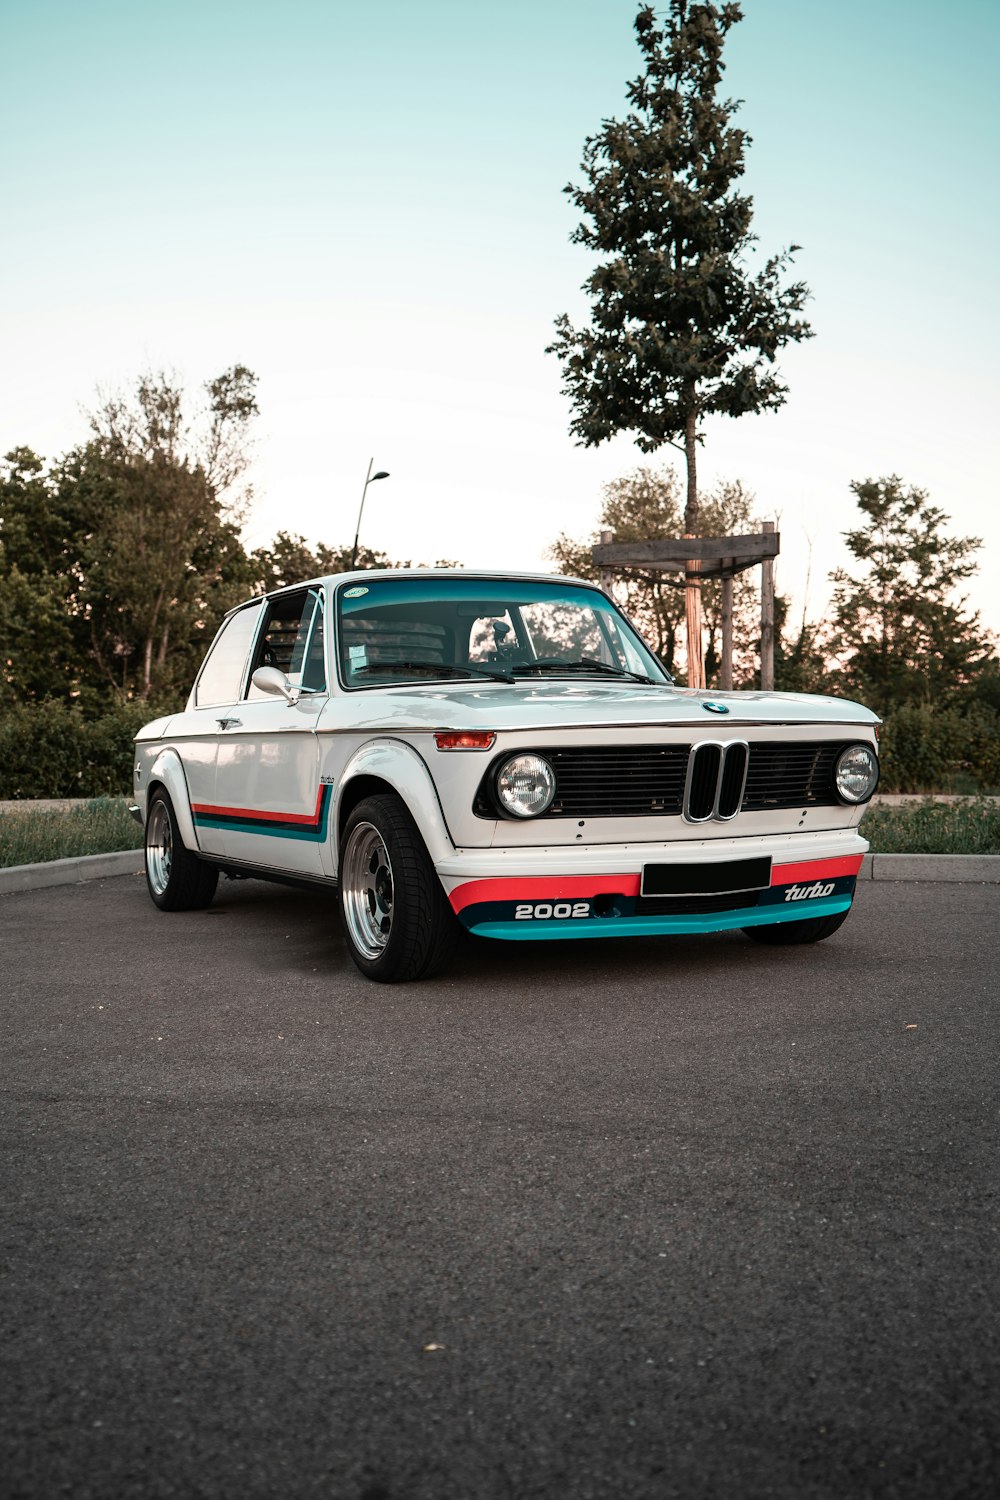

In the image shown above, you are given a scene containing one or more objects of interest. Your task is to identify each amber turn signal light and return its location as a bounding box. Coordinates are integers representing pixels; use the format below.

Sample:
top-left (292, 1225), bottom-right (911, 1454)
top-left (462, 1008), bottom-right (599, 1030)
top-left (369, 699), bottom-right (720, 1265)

top-left (434, 731), bottom-right (496, 751)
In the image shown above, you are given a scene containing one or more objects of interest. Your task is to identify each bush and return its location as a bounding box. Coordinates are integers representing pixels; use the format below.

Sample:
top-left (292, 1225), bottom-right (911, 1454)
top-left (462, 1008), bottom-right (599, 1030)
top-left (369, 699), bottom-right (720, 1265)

top-left (878, 704), bottom-right (1000, 793)
top-left (0, 797), bottom-right (143, 867)
top-left (861, 798), bottom-right (1000, 855)
top-left (0, 700), bottom-right (167, 798)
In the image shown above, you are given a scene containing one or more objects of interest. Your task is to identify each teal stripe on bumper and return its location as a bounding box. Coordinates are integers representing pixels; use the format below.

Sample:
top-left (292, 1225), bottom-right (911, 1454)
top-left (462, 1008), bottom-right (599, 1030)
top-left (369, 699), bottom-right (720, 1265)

top-left (470, 894), bottom-right (853, 942)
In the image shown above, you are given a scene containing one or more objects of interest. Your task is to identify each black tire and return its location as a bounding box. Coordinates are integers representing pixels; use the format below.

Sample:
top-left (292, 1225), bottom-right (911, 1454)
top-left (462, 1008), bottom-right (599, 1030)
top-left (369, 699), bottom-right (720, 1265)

top-left (145, 787), bottom-right (219, 912)
top-left (338, 793), bottom-right (456, 982)
top-left (742, 907), bottom-right (851, 946)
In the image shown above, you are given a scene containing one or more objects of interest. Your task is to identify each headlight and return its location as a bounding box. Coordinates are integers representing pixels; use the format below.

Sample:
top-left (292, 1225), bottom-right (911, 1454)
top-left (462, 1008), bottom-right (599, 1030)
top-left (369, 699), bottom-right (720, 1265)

top-left (495, 754), bottom-right (556, 818)
top-left (835, 743), bottom-right (879, 803)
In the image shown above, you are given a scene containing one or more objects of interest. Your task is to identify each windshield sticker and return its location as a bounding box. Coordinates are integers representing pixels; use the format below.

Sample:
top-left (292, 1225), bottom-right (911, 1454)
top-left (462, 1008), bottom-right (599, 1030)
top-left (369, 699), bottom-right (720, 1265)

top-left (348, 644), bottom-right (368, 668)
top-left (344, 586), bottom-right (369, 598)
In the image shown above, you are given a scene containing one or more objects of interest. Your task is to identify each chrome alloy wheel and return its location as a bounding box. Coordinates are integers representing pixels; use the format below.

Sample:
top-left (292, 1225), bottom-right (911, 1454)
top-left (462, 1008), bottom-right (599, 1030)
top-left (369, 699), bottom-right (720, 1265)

top-left (145, 798), bottom-right (173, 896)
top-left (342, 820), bottom-right (394, 960)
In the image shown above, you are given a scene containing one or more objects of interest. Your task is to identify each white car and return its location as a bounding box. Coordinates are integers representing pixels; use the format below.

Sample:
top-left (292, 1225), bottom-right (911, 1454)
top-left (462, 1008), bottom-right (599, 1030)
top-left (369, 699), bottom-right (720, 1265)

top-left (131, 570), bottom-right (880, 982)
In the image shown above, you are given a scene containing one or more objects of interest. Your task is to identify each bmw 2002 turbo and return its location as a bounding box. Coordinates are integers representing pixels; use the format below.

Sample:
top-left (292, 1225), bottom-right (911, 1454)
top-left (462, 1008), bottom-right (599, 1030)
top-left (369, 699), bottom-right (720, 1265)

top-left (132, 570), bottom-right (880, 982)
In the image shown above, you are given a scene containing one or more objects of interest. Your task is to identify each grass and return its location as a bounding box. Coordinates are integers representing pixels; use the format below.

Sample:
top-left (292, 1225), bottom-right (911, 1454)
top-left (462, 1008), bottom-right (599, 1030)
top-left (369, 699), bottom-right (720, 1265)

top-left (0, 797), bottom-right (143, 868)
top-left (860, 798), bottom-right (1000, 855)
top-left (1, 795), bottom-right (998, 869)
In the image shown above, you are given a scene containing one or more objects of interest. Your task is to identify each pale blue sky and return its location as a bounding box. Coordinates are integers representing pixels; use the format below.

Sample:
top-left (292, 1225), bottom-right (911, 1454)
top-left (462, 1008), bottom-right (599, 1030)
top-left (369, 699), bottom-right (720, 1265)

top-left (2, 0), bottom-right (998, 635)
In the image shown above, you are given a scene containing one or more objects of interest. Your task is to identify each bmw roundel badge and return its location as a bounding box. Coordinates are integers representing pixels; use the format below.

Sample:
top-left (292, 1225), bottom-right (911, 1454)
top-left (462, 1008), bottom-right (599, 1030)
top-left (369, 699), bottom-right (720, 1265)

top-left (702, 701), bottom-right (730, 714)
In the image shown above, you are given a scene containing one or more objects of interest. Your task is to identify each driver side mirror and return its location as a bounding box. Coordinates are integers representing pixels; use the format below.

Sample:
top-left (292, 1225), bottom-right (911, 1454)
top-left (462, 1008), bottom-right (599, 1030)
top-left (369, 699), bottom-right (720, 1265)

top-left (251, 666), bottom-right (300, 704)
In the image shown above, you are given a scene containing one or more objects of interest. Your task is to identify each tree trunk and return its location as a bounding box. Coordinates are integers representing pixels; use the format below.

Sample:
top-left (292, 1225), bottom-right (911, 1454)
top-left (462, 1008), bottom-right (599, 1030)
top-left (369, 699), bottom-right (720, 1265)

top-left (142, 587), bottom-right (166, 698)
top-left (142, 635), bottom-right (154, 698)
top-left (683, 406), bottom-right (704, 689)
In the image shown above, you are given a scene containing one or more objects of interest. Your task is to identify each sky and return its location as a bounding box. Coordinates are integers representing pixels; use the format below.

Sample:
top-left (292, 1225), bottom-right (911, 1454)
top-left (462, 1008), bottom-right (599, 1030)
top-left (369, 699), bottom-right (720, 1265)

top-left (2, 0), bottom-right (998, 640)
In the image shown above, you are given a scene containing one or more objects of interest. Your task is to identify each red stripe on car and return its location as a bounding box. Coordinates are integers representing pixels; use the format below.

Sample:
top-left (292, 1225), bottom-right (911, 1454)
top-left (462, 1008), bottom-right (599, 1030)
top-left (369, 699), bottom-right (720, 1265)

top-left (771, 855), bottom-right (864, 886)
top-left (191, 785), bottom-right (327, 826)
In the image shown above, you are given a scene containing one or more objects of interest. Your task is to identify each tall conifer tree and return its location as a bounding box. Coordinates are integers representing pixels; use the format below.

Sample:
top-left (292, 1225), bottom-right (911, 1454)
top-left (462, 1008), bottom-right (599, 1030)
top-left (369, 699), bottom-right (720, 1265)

top-left (549, 3), bottom-right (812, 686)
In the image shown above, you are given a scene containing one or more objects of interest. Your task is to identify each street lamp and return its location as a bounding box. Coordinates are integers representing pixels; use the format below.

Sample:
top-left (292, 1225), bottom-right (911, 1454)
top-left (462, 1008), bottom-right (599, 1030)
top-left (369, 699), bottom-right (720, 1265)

top-left (351, 458), bottom-right (390, 569)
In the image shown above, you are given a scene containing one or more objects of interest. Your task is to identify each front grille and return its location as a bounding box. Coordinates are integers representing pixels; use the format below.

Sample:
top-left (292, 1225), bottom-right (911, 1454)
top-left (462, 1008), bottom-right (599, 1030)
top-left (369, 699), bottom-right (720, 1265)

top-left (718, 743), bottom-right (749, 817)
top-left (686, 743), bottom-right (722, 820)
top-left (474, 740), bottom-right (845, 819)
top-left (743, 742), bottom-right (840, 809)
top-left (510, 745), bottom-right (690, 819)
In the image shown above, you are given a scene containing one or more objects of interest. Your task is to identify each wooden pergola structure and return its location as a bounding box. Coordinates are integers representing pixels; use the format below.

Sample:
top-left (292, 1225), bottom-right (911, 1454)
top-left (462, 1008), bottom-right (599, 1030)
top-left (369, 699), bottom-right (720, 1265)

top-left (592, 521), bottom-right (779, 691)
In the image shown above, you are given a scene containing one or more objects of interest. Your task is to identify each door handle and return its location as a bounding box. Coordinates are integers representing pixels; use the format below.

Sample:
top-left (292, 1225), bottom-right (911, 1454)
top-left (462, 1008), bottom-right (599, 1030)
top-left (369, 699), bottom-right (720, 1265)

top-left (216, 717), bottom-right (243, 730)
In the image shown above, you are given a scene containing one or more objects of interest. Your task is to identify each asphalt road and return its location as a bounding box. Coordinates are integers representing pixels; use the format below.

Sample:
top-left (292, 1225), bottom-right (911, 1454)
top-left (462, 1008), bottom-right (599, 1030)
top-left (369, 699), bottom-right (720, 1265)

top-left (2, 872), bottom-right (998, 1500)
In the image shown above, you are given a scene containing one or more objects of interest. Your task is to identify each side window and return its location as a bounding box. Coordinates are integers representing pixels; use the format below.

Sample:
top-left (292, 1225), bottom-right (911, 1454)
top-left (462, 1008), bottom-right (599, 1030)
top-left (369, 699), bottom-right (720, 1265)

top-left (194, 602), bottom-right (264, 708)
top-left (247, 589), bottom-right (327, 699)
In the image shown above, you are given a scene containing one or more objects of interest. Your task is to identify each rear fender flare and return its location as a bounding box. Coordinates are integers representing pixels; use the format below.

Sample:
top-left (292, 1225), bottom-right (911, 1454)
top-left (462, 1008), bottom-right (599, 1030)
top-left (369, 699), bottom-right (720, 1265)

top-left (334, 740), bottom-right (454, 873)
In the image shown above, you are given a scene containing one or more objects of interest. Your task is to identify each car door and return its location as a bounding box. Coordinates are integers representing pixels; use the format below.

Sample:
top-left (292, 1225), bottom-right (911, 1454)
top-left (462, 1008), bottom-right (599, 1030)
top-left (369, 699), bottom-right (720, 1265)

top-left (210, 586), bottom-right (330, 878)
top-left (173, 599), bottom-right (266, 857)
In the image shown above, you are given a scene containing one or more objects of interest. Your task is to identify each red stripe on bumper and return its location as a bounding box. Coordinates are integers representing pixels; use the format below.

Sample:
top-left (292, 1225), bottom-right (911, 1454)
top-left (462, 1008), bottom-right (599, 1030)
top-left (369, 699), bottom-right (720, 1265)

top-left (771, 855), bottom-right (864, 886)
top-left (448, 874), bottom-right (640, 916)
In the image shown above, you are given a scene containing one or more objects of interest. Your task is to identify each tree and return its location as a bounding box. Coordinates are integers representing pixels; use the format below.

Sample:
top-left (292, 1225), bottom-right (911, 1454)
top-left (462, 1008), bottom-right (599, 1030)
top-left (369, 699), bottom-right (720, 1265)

top-left (0, 370), bottom-right (261, 708)
top-left (549, 464), bottom-right (758, 683)
top-left (548, 2), bottom-right (812, 687)
top-left (827, 477), bottom-right (994, 712)
top-left (250, 533), bottom-right (395, 595)
top-left (57, 368), bottom-right (261, 701)
top-left (0, 448), bottom-right (81, 705)
top-left (249, 534), bottom-right (462, 595)
top-left (771, 594), bottom-right (828, 695)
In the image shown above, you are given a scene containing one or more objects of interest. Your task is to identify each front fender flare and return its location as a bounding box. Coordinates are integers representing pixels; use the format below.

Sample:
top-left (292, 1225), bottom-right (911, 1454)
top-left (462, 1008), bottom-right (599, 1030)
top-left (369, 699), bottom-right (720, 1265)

top-left (334, 739), bottom-right (455, 873)
top-left (145, 748), bottom-right (199, 853)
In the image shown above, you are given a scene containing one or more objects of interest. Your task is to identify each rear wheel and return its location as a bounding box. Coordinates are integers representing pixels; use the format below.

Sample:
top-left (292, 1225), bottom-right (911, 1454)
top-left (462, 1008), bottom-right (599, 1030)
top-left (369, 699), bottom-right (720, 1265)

top-left (742, 907), bottom-right (851, 945)
top-left (145, 788), bottom-right (218, 911)
top-left (339, 794), bottom-right (456, 982)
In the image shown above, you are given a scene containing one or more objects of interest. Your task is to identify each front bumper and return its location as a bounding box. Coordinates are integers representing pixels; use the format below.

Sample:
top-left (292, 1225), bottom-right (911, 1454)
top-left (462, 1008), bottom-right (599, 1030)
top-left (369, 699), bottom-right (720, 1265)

top-left (436, 829), bottom-right (867, 941)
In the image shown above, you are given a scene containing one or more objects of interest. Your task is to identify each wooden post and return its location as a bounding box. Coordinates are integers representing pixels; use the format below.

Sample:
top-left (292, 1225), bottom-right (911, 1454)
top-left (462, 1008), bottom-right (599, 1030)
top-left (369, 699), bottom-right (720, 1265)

top-left (684, 538), bottom-right (704, 690)
top-left (598, 530), bottom-right (614, 596)
top-left (760, 520), bottom-right (775, 691)
top-left (720, 574), bottom-right (733, 691)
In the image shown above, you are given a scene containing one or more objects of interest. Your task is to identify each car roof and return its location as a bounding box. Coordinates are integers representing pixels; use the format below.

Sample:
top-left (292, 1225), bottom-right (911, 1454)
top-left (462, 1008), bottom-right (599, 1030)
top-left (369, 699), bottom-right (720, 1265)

top-left (229, 567), bottom-right (597, 613)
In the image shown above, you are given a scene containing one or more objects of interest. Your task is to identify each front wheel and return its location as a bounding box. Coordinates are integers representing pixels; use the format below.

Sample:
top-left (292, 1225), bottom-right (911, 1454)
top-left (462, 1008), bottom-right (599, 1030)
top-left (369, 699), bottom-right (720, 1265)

top-left (742, 907), bottom-right (851, 946)
top-left (145, 788), bottom-right (218, 912)
top-left (339, 794), bottom-right (456, 982)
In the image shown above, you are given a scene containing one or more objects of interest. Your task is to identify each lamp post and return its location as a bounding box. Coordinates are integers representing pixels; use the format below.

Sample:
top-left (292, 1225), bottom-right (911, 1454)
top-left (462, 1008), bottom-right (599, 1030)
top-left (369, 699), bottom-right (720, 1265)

top-left (351, 458), bottom-right (390, 569)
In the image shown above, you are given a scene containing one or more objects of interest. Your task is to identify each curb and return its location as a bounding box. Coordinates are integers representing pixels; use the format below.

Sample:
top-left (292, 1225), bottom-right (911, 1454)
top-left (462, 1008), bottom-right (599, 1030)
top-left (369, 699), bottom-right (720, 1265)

top-left (859, 853), bottom-right (1000, 883)
top-left (2, 849), bottom-right (999, 896)
top-left (0, 849), bottom-right (145, 894)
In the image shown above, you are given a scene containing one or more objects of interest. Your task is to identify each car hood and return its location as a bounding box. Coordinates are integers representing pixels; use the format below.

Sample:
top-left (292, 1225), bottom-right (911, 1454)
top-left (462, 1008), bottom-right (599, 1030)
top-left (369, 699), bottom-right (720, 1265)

top-left (329, 680), bottom-right (879, 734)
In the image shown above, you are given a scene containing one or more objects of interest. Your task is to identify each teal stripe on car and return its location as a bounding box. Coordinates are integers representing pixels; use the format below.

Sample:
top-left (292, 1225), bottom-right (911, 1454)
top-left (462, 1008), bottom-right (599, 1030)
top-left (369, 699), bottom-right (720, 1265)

top-left (193, 815), bottom-right (329, 842)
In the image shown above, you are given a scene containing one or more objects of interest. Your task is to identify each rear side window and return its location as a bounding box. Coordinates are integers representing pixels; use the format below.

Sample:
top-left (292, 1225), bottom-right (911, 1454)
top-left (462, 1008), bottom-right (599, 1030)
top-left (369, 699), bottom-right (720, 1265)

top-left (247, 588), bottom-right (327, 698)
top-left (194, 602), bottom-right (265, 707)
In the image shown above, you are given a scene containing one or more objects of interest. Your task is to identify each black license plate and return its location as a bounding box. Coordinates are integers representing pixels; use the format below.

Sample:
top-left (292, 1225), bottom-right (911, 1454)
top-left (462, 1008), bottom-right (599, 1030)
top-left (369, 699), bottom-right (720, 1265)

top-left (641, 857), bottom-right (772, 897)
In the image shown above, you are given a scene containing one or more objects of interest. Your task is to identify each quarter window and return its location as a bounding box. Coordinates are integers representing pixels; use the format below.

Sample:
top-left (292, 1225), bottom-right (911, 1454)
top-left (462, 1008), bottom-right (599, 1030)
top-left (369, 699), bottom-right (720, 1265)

top-left (194, 602), bottom-right (265, 708)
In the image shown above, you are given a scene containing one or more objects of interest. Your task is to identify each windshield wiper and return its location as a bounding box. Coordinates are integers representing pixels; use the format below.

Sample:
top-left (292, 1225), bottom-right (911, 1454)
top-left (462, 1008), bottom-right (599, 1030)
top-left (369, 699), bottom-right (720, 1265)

top-left (351, 661), bottom-right (516, 685)
top-left (511, 656), bottom-right (657, 686)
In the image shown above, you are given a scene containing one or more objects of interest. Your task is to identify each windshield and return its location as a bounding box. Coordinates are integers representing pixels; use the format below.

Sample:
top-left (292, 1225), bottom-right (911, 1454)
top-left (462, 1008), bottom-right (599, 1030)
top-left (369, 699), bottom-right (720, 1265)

top-left (336, 576), bottom-right (669, 690)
